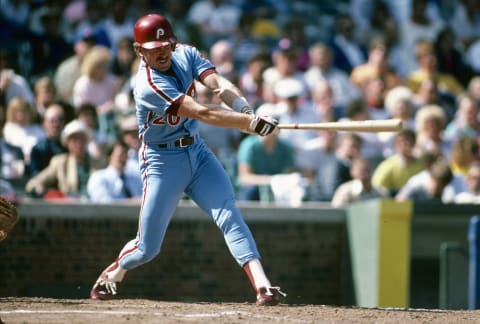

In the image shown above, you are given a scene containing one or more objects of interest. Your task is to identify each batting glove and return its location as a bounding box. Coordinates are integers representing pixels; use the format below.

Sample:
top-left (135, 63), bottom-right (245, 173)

top-left (248, 115), bottom-right (279, 136)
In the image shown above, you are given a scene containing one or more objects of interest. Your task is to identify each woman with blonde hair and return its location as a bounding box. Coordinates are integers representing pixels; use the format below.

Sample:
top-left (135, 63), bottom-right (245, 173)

top-left (73, 45), bottom-right (120, 147)
top-left (3, 97), bottom-right (45, 163)
top-left (379, 86), bottom-right (416, 157)
top-left (34, 76), bottom-right (57, 119)
top-left (414, 104), bottom-right (450, 159)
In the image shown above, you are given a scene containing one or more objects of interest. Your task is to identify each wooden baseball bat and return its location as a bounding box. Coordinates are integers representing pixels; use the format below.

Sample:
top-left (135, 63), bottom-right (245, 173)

top-left (277, 119), bottom-right (404, 132)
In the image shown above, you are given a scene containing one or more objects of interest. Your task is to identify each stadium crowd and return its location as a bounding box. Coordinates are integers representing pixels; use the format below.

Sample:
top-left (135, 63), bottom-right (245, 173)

top-left (0, 0), bottom-right (479, 205)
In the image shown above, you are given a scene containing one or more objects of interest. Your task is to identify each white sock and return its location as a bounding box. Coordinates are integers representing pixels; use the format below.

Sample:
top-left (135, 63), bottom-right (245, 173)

top-left (248, 259), bottom-right (271, 289)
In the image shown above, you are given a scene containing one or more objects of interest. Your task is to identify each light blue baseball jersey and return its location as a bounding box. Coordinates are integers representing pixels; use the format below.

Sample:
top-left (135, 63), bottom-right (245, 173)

top-left (134, 44), bottom-right (216, 144)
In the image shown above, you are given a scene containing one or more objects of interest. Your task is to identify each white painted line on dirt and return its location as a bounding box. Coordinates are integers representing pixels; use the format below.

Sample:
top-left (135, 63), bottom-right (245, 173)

top-left (0, 309), bottom-right (311, 323)
top-left (0, 310), bottom-right (139, 315)
top-left (175, 310), bottom-right (311, 323)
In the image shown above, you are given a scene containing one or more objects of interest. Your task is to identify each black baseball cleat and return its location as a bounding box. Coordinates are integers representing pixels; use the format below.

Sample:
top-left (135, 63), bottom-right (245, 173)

top-left (90, 271), bottom-right (119, 300)
top-left (256, 287), bottom-right (286, 306)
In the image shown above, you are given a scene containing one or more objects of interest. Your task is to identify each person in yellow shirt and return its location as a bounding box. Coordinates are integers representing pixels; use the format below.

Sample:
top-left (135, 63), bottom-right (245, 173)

top-left (449, 136), bottom-right (478, 178)
top-left (405, 40), bottom-right (463, 97)
top-left (350, 37), bottom-right (401, 92)
top-left (372, 129), bottom-right (425, 196)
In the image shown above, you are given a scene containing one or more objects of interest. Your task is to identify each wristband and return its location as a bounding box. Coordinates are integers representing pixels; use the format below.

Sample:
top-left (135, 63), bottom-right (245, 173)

top-left (232, 97), bottom-right (252, 114)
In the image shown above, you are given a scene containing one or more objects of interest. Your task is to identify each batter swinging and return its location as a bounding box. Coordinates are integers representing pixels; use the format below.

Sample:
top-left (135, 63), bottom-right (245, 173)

top-left (90, 14), bottom-right (285, 306)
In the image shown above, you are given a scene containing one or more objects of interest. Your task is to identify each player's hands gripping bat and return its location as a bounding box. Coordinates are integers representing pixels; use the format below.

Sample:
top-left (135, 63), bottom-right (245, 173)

top-left (0, 196), bottom-right (18, 242)
top-left (247, 115), bottom-right (279, 136)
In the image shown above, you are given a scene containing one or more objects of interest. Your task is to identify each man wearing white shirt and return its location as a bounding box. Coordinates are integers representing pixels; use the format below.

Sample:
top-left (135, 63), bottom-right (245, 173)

top-left (304, 42), bottom-right (360, 111)
top-left (332, 157), bottom-right (388, 207)
top-left (396, 159), bottom-right (466, 203)
top-left (87, 141), bottom-right (142, 203)
top-left (273, 78), bottom-right (317, 152)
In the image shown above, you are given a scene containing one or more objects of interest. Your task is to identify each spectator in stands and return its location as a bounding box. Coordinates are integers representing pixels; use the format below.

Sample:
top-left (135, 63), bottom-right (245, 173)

top-left (298, 131), bottom-right (362, 202)
top-left (53, 30), bottom-right (96, 103)
top-left (379, 86), bottom-right (416, 157)
top-left (74, 1), bottom-right (111, 49)
top-left (113, 57), bottom-right (140, 116)
top-left (57, 100), bottom-right (75, 125)
top-left (73, 45), bottom-right (119, 146)
top-left (76, 103), bottom-right (105, 162)
top-left (295, 130), bottom-right (340, 200)
top-left (405, 40), bottom-right (463, 100)
top-left (340, 98), bottom-right (384, 162)
top-left (355, 0), bottom-right (398, 49)
top-left (27, 5), bottom-right (72, 80)
top-left (410, 76), bottom-right (456, 123)
top-left (308, 79), bottom-right (343, 122)
top-left (449, 0), bottom-right (480, 49)
top-left (331, 157), bottom-right (389, 207)
top-left (396, 157), bottom-right (453, 202)
top-left (0, 0), bottom-right (30, 32)
top-left (209, 40), bottom-right (238, 84)
top-left (0, 122), bottom-right (26, 191)
top-left (455, 161), bottom-right (480, 204)
top-left (111, 36), bottom-right (136, 91)
top-left (262, 40), bottom-right (309, 98)
top-left (103, 0), bottom-right (134, 56)
top-left (449, 136), bottom-right (479, 178)
top-left (25, 119), bottom-right (105, 200)
top-left (87, 140), bottom-right (142, 203)
top-left (3, 97), bottom-right (45, 164)
top-left (329, 13), bottom-right (366, 74)
top-left (165, 0), bottom-right (205, 52)
top-left (238, 52), bottom-right (271, 110)
top-left (397, 151), bottom-right (467, 203)
top-left (0, 51), bottom-right (35, 107)
top-left (237, 0), bottom-right (279, 43)
top-left (372, 129), bottom-right (425, 196)
top-left (280, 18), bottom-right (309, 71)
top-left (33, 76), bottom-right (57, 121)
top-left (187, 0), bottom-right (241, 48)
top-left (399, 0), bottom-right (445, 75)
top-left (468, 77), bottom-right (480, 104)
top-left (304, 42), bottom-right (360, 112)
top-left (236, 127), bottom-right (296, 202)
top-left (384, 86), bottom-right (416, 127)
top-left (444, 94), bottom-right (480, 143)
top-left (272, 78), bottom-right (317, 152)
top-left (350, 37), bottom-right (401, 93)
top-left (466, 37), bottom-right (480, 75)
top-left (362, 76), bottom-right (389, 120)
top-left (61, 0), bottom-right (87, 43)
top-left (229, 13), bottom-right (265, 71)
top-left (413, 104), bottom-right (451, 160)
top-left (117, 114), bottom-right (141, 178)
top-left (433, 28), bottom-right (475, 88)
top-left (29, 103), bottom-right (67, 176)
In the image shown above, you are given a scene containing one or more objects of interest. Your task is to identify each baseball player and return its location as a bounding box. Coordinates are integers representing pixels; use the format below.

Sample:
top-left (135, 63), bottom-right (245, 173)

top-left (90, 14), bottom-right (285, 306)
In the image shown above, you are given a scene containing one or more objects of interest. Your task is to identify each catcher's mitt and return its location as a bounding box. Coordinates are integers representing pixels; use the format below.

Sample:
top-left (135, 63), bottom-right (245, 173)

top-left (0, 196), bottom-right (18, 242)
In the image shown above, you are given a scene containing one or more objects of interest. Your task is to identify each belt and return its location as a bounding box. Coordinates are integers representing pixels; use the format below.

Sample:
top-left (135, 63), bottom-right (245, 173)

top-left (158, 136), bottom-right (195, 148)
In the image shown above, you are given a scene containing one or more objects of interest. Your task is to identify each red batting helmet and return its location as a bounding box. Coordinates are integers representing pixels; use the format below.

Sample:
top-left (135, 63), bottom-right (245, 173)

top-left (134, 14), bottom-right (177, 49)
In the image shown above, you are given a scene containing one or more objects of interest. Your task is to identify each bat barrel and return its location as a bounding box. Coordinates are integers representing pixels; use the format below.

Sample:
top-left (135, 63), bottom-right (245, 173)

top-left (277, 119), bottom-right (404, 132)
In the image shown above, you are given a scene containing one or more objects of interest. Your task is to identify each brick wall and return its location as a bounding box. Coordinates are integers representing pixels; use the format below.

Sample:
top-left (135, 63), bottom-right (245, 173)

top-left (0, 201), bottom-right (350, 305)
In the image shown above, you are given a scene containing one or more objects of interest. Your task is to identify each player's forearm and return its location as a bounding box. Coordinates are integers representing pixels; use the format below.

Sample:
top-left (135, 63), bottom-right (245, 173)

top-left (203, 74), bottom-right (252, 114)
top-left (179, 97), bottom-right (253, 129)
top-left (197, 105), bottom-right (253, 129)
